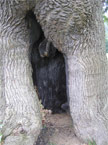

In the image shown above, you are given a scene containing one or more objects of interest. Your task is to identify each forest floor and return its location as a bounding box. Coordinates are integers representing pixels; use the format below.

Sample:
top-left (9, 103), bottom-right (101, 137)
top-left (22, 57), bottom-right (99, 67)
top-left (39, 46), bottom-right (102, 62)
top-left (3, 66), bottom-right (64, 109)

top-left (35, 111), bottom-right (87, 145)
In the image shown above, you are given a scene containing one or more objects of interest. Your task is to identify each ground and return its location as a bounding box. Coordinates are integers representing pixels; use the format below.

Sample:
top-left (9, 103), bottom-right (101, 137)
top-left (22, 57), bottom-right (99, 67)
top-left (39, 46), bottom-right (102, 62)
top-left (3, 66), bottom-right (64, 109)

top-left (35, 111), bottom-right (87, 145)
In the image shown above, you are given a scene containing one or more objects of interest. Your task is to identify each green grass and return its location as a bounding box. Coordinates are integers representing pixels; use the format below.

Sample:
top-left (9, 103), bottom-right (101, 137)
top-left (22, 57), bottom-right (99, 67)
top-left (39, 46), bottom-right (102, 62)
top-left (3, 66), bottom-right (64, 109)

top-left (88, 140), bottom-right (96, 145)
top-left (48, 142), bottom-right (57, 145)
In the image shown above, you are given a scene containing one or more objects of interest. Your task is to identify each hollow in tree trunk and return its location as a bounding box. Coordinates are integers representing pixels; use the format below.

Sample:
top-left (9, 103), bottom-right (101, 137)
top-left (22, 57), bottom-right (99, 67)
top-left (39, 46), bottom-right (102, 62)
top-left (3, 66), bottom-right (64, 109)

top-left (35, 0), bottom-right (108, 144)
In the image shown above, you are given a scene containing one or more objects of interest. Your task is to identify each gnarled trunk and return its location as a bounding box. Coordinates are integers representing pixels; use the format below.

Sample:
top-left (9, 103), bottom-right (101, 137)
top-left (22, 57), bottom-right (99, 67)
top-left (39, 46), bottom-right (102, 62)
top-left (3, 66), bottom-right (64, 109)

top-left (0, 1), bottom-right (42, 145)
top-left (1, 39), bottom-right (42, 145)
top-left (35, 0), bottom-right (108, 144)
top-left (0, 0), bottom-right (108, 145)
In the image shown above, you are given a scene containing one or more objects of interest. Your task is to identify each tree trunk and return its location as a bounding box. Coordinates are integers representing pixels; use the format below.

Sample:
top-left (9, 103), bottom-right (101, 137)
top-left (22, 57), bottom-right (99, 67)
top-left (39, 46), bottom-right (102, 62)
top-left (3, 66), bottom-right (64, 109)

top-left (65, 53), bottom-right (108, 145)
top-left (1, 39), bottom-right (42, 145)
top-left (0, 2), bottom-right (42, 145)
top-left (35, 0), bottom-right (108, 144)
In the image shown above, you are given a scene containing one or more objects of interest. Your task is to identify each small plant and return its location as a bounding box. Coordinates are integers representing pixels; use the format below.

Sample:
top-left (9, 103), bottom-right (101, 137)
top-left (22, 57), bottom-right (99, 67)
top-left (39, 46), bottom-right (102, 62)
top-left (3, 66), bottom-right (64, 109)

top-left (48, 142), bottom-right (56, 145)
top-left (0, 133), bottom-right (2, 143)
top-left (39, 100), bottom-right (45, 122)
top-left (88, 140), bottom-right (96, 145)
top-left (0, 121), bottom-right (3, 143)
top-left (42, 124), bottom-right (46, 129)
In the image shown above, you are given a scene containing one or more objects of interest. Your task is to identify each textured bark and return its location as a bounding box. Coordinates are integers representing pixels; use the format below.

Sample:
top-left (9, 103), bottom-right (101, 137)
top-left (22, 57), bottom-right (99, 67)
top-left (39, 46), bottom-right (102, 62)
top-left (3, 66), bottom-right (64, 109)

top-left (35, 0), bottom-right (108, 144)
top-left (65, 54), bottom-right (108, 145)
top-left (0, 1), bottom-right (42, 145)
top-left (0, 0), bottom-right (108, 145)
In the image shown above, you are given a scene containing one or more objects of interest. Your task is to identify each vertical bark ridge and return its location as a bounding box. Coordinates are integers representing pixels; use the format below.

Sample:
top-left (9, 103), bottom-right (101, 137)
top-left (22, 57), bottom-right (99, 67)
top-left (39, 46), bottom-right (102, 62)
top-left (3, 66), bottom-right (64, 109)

top-left (0, 39), bottom-right (6, 124)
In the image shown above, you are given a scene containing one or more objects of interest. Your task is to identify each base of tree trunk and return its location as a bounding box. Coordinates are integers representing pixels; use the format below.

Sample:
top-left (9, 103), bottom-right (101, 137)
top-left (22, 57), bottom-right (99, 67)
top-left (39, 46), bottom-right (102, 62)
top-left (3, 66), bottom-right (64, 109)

top-left (1, 41), bottom-right (42, 145)
top-left (65, 54), bottom-right (108, 145)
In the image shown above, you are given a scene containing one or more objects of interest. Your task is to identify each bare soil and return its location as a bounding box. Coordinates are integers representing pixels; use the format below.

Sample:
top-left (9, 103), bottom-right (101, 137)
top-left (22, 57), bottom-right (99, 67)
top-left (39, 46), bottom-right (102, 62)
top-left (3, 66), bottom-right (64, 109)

top-left (35, 112), bottom-right (87, 145)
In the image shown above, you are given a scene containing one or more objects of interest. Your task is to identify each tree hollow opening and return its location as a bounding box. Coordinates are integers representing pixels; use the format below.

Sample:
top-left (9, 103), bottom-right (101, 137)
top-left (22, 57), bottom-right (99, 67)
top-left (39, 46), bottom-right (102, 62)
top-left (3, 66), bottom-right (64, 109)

top-left (26, 10), bottom-right (68, 114)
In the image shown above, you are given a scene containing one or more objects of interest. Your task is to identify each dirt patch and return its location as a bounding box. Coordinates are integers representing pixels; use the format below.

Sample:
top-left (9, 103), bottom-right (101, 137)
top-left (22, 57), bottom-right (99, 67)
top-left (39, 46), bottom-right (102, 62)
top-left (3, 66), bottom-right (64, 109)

top-left (35, 112), bottom-right (87, 145)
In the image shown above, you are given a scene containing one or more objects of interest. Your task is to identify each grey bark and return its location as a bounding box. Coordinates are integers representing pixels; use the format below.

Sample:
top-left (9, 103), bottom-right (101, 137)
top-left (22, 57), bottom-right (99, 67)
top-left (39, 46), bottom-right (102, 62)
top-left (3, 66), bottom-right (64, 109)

top-left (35, 0), bottom-right (108, 145)
top-left (0, 0), bottom-right (108, 145)
top-left (0, 1), bottom-right (42, 145)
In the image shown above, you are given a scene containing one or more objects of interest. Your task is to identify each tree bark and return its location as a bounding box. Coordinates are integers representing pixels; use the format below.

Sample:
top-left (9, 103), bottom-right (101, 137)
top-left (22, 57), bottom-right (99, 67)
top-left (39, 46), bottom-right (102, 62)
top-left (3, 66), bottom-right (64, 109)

top-left (0, 1), bottom-right (42, 145)
top-left (65, 53), bottom-right (108, 145)
top-left (0, 38), bottom-right (4, 122)
top-left (35, 0), bottom-right (108, 144)
top-left (0, 0), bottom-right (108, 145)
top-left (1, 39), bottom-right (42, 145)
